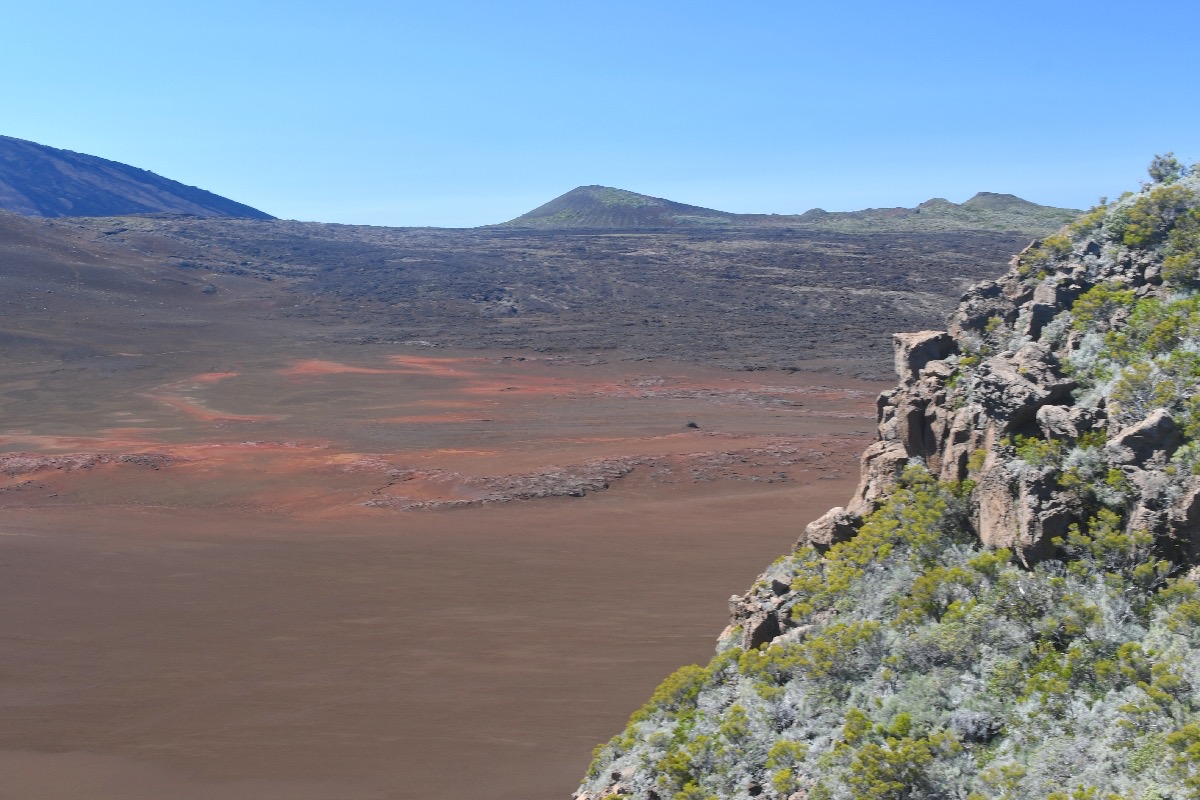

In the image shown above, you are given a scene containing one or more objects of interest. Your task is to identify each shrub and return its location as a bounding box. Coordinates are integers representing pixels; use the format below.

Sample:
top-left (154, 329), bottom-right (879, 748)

top-left (767, 739), bottom-right (809, 796)
top-left (1013, 434), bottom-right (1067, 469)
top-left (1019, 233), bottom-right (1073, 275)
top-left (1117, 184), bottom-right (1198, 248)
top-left (634, 664), bottom-right (711, 723)
top-left (845, 732), bottom-right (960, 800)
top-left (1110, 361), bottom-right (1176, 423)
top-left (1149, 152), bottom-right (1190, 185)
top-left (1163, 203), bottom-right (1200, 286)
top-left (1069, 201), bottom-right (1110, 237)
top-left (1071, 284), bottom-right (1136, 332)
top-left (1057, 509), bottom-right (1160, 581)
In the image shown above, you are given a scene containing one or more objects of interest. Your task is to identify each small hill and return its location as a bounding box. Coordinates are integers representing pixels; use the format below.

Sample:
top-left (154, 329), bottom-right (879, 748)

top-left (0, 135), bottom-right (274, 219)
top-left (800, 192), bottom-right (1080, 234)
top-left (501, 185), bottom-right (1079, 236)
top-left (500, 185), bottom-right (736, 228)
top-left (960, 190), bottom-right (1046, 211)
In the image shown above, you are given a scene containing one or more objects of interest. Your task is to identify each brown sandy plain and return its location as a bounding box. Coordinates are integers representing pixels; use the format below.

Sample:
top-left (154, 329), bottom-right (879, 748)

top-left (0, 346), bottom-right (882, 800)
top-left (0, 213), bottom-right (891, 800)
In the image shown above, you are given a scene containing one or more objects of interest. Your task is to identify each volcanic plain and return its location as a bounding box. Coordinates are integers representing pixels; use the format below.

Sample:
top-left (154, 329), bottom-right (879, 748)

top-left (0, 200), bottom-right (1062, 798)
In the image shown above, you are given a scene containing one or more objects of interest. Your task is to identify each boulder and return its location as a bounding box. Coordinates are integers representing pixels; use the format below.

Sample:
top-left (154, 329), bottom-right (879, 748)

top-left (949, 280), bottom-right (1017, 339)
top-left (974, 461), bottom-right (1014, 546)
top-left (1020, 302), bottom-right (1057, 340)
top-left (1032, 278), bottom-right (1085, 309)
top-left (1171, 479), bottom-right (1200, 559)
top-left (846, 440), bottom-right (910, 517)
top-left (802, 506), bottom-right (860, 551)
top-left (1036, 405), bottom-right (1077, 439)
top-left (894, 395), bottom-right (935, 458)
top-left (975, 466), bottom-right (1070, 561)
top-left (1016, 484), bottom-right (1075, 561)
top-left (975, 343), bottom-right (1075, 432)
top-left (1032, 279), bottom-right (1059, 306)
top-left (893, 331), bottom-right (957, 384)
top-left (877, 388), bottom-right (898, 427)
top-left (938, 407), bottom-right (985, 484)
top-left (949, 710), bottom-right (1003, 743)
top-left (922, 359), bottom-right (955, 381)
top-left (1106, 409), bottom-right (1181, 467)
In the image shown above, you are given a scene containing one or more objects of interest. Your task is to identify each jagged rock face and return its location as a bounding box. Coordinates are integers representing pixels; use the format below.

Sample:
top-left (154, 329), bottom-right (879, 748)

top-left (577, 168), bottom-right (1200, 800)
top-left (797, 174), bottom-right (1200, 564)
top-left (892, 330), bottom-right (956, 383)
top-left (818, 324), bottom-right (1091, 559)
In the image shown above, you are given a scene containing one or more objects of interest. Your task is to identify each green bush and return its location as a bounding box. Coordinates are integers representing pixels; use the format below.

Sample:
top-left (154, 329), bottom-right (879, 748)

top-left (1115, 184), bottom-right (1198, 248)
top-left (845, 732), bottom-right (960, 800)
top-left (1149, 152), bottom-right (1190, 185)
top-left (1018, 233), bottom-right (1073, 275)
top-left (1071, 284), bottom-right (1136, 332)
top-left (1013, 434), bottom-right (1066, 469)
top-left (638, 665), bottom-right (710, 719)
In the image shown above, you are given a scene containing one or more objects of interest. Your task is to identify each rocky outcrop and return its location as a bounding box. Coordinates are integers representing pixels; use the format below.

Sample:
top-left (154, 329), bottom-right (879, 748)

top-left (356, 439), bottom-right (842, 510)
top-left (577, 167), bottom-right (1200, 800)
top-left (793, 325), bottom-right (1087, 564)
top-left (0, 452), bottom-right (176, 475)
top-left (893, 330), bottom-right (957, 383)
top-left (802, 506), bottom-right (859, 551)
top-left (785, 180), bottom-right (1199, 568)
top-left (974, 343), bottom-right (1076, 431)
top-left (1106, 408), bottom-right (1181, 466)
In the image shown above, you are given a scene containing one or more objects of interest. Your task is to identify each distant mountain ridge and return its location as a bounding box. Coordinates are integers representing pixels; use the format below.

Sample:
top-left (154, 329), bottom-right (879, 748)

top-left (500, 185), bottom-right (1080, 235)
top-left (499, 185), bottom-right (737, 228)
top-left (0, 136), bottom-right (273, 219)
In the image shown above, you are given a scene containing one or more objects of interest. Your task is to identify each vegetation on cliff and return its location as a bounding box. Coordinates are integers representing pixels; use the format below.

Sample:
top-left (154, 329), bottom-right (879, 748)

top-left (577, 157), bottom-right (1200, 800)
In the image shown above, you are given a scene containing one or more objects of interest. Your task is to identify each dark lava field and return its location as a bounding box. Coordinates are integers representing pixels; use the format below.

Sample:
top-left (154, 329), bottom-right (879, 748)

top-left (62, 215), bottom-right (1043, 379)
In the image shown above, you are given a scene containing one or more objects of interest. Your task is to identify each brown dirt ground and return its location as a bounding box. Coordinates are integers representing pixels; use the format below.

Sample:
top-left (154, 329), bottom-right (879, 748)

top-left (0, 345), bottom-right (884, 800)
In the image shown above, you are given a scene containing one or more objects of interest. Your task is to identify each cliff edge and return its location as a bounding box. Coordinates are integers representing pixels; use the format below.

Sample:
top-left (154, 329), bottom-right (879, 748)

top-left (577, 156), bottom-right (1200, 800)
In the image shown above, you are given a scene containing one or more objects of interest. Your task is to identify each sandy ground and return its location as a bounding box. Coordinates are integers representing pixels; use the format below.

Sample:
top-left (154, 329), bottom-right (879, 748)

top-left (0, 348), bottom-right (884, 800)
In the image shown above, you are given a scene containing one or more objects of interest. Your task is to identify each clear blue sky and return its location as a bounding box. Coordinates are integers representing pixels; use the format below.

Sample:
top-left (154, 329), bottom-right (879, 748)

top-left (6, 1), bottom-right (1198, 227)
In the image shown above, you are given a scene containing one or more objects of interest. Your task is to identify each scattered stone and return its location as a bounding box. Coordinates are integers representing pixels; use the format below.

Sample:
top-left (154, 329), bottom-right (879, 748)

top-left (0, 452), bottom-right (177, 476)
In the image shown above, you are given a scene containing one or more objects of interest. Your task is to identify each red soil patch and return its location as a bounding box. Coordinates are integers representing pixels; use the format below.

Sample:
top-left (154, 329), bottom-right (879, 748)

top-left (143, 372), bottom-right (283, 424)
top-left (0, 349), bottom-right (882, 517)
top-left (146, 391), bottom-right (283, 423)
top-left (407, 399), bottom-right (490, 409)
top-left (187, 371), bottom-right (241, 384)
top-left (276, 359), bottom-right (402, 378)
top-left (0, 432), bottom-right (165, 453)
top-left (384, 354), bottom-right (481, 377)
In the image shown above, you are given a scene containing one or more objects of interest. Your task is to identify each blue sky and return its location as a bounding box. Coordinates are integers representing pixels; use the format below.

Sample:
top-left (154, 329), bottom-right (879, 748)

top-left (6, 1), bottom-right (1198, 227)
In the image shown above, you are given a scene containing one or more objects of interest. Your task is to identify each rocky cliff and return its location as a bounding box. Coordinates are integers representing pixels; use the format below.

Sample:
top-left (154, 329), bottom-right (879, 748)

top-left (576, 157), bottom-right (1200, 800)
